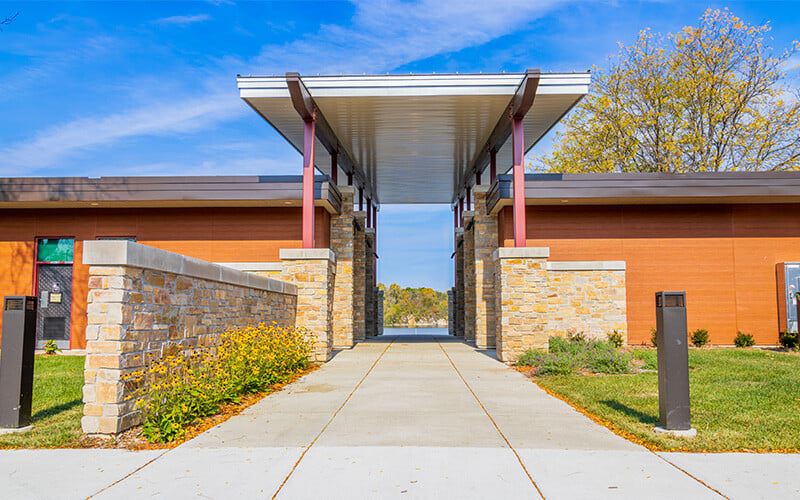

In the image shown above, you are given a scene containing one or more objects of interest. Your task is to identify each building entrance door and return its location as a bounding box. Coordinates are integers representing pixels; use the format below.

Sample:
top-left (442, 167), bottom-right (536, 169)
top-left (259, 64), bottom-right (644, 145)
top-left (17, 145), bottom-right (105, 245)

top-left (34, 238), bottom-right (74, 350)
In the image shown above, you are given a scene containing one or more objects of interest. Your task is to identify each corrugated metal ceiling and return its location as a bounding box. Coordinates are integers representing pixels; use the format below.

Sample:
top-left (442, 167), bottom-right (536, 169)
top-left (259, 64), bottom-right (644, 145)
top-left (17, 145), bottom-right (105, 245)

top-left (238, 73), bottom-right (590, 204)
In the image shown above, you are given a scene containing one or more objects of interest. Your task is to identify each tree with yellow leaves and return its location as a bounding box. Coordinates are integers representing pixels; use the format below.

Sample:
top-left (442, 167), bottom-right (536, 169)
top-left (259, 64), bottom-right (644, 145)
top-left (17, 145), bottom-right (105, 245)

top-left (539, 9), bottom-right (800, 173)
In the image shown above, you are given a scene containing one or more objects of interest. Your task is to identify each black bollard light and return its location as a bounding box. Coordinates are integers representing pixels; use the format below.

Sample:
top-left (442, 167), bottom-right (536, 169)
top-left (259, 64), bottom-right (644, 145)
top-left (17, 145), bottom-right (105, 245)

top-left (654, 291), bottom-right (696, 438)
top-left (0, 296), bottom-right (38, 431)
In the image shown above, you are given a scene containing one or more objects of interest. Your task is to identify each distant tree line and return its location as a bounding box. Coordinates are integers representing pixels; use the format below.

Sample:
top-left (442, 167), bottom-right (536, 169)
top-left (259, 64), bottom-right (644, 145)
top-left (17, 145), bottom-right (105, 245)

top-left (378, 283), bottom-right (448, 326)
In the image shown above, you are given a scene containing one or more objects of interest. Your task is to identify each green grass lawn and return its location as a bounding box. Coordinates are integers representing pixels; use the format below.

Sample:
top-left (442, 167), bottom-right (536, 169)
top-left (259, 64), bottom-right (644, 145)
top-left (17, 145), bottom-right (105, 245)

top-left (0, 355), bottom-right (84, 448)
top-left (535, 348), bottom-right (800, 452)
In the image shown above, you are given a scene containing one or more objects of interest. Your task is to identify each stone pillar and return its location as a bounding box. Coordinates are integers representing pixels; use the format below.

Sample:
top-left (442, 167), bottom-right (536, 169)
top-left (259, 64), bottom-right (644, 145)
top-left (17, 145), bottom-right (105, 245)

top-left (281, 249), bottom-right (336, 362)
top-left (82, 266), bottom-right (140, 435)
top-left (331, 186), bottom-right (356, 348)
top-left (493, 247), bottom-right (550, 363)
top-left (473, 185), bottom-right (498, 348)
top-left (353, 212), bottom-right (366, 342)
top-left (365, 229), bottom-right (376, 337)
top-left (447, 289), bottom-right (454, 336)
top-left (463, 211), bottom-right (476, 343)
top-left (455, 229), bottom-right (465, 337)
top-left (377, 290), bottom-right (384, 335)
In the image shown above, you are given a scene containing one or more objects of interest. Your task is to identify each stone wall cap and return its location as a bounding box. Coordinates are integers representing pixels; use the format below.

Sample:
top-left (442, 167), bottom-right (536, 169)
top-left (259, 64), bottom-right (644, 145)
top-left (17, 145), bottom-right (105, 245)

top-left (473, 184), bottom-right (490, 195)
top-left (462, 210), bottom-right (475, 218)
top-left (279, 248), bottom-right (336, 262)
top-left (84, 240), bottom-right (297, 295)
top-left (455, 228), bottom-right (464, 236)
top-left (353, 211), bottom-right (367, 218)
top-left (547, 261), bottom-right (626, 271)
top-left (492, 247), bottom-right (550, 260)
top-left (365, 228), bottom-right (375, 235)
top-left (337, 185), bottom-right (356, 195)
top-left (216, 262), bottom-right (282, 272)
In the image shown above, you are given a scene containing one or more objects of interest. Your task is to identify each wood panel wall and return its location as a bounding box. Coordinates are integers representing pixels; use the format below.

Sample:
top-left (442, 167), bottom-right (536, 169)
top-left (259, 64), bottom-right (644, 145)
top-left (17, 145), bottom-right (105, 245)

top-left (497, 203), bottom-right (800, 345)
top-left (0, 206), bottom-right (331, 348)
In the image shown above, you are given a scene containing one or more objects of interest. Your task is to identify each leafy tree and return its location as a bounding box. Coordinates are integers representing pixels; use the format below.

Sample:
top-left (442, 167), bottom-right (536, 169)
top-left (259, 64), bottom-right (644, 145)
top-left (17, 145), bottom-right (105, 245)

top-left (378, 283), bottom-right (448, 326)
top-left (539, 9), bottom-right (800, 173)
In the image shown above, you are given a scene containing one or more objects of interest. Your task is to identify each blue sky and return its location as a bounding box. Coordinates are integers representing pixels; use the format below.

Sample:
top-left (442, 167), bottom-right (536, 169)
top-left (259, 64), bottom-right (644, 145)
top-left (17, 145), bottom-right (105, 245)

top-left (2, 1), bottom-right (799, 290)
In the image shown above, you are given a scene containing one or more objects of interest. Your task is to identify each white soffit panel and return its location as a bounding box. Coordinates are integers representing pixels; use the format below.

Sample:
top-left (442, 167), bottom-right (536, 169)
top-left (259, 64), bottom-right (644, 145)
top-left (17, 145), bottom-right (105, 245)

top-left (238, 72), bottom-right (590, 203)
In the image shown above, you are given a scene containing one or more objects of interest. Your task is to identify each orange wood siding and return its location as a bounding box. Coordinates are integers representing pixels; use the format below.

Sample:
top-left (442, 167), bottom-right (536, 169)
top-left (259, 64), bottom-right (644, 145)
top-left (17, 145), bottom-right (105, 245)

top-left (498, 204), bottom-right (800, 345)
top-left (0, 206), bottom-right (330, 347)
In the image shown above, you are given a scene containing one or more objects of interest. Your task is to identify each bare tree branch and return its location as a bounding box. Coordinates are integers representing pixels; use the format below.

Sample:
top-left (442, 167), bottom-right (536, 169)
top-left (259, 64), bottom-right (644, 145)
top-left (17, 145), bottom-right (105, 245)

top-left (0, 12), bottom-right (19, 31)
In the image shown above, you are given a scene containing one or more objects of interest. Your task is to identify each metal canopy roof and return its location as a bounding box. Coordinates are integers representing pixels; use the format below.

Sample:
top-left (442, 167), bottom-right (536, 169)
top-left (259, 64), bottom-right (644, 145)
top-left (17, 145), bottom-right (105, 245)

top-left (238, 72), bottom-right (590, 204)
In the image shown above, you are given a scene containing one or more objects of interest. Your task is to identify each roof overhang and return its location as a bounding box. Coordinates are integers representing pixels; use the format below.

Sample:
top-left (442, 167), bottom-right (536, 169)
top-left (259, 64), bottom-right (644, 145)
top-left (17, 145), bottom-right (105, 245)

top-left (237, 72), bottom-right (590, 204)
top-left (0, 175), bottom-right (342, 214)
top-left (487, 172), bottom-right (800, 215)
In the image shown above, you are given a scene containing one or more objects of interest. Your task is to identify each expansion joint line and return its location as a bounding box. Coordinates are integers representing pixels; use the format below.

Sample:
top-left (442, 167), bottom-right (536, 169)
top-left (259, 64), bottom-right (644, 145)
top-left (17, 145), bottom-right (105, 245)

top-left (271, 338), bottom-right (395, 499)
top-left (86, 449), bottom-right (170, 498)
top-left (433, 336), bottom-right (545, 499)
top-left (652, 452), bottom-right (729, 498)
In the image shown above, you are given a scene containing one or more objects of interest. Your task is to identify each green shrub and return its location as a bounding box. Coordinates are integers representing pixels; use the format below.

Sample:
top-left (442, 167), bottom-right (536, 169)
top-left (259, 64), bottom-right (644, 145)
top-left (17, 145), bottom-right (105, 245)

top-left (607, 330), bottom-right (624, 349)
top-left (690, 328), bottom-right (710, 348)
top-left (517, 335), bottom-right (631, 376)
top-left (734, 331), bottom-right (755, 348)
top-left (650, 327), bottom-right (658, 347)
top-left (43, 340), bottom-right (61, 355)
top-left (778, 331), bottom-right (799, 350)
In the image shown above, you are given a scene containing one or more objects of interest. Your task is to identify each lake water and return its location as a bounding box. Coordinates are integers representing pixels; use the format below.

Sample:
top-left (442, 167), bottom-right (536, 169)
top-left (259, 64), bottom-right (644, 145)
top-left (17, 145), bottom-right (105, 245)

top-left (382, 327), bottom-right (449, 336)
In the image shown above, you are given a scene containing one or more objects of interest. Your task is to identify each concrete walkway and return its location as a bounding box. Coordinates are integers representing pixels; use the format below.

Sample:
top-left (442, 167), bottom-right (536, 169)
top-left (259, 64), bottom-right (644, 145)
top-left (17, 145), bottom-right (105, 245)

top-left (2, 333), bottom-right (799, 499)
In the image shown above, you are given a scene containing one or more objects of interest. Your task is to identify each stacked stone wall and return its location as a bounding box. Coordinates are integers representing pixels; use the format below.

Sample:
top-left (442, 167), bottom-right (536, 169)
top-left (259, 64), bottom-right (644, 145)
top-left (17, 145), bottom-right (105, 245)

top-left (455, 230), bottom-right (465, 337)
top-left (447, 289), bottom-right (454, 336)
top-left (365, 230), bottom-right (376, 337)
top-left (81, 241), bottom-right (297, 435)
top-left (463, 212), bottom-right (476, 343)
top-left (331, 186), bottom-right (356, 348)
top-left (546, 263), bottom-right (627, 339)
top-left (280, 249), bottom-right (336, 362)
top-left (353, 212), bottom-right (366, 342)
top-left (473, 186), bottom-right (498, 348)
top-left (493, 247), bottom-right (627, 363)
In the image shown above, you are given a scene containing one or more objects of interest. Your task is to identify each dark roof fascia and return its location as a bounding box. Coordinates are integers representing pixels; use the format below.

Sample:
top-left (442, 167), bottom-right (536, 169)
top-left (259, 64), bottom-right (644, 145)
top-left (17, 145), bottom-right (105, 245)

top-left (487, 172), bottom-right (800, 214)
top-left (0, 175), bottom-right (342, 214)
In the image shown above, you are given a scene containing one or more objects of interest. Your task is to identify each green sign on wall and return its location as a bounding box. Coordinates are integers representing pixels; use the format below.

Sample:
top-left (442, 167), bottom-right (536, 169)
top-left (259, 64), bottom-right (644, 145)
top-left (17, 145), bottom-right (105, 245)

top-left (37, 238), bottom-right (74, 263)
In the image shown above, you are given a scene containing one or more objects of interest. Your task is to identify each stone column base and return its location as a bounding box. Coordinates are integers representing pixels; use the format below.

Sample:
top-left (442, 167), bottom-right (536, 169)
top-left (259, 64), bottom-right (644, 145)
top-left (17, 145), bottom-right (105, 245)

top-left (493, 247), bottom-right (627, 363)
top-left (281, 249), bottom-right (336, 362)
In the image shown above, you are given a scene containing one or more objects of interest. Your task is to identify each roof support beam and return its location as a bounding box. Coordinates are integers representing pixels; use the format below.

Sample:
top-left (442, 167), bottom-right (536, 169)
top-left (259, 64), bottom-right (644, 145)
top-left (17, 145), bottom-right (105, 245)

top-left (455, 68), bottom-right (540, 204)
top-left (512, 117), bottom-right (526, 247)
top-left (302, 118), bottom-right (316, 248)
top-left (286, 72), bottom-right (379, 205)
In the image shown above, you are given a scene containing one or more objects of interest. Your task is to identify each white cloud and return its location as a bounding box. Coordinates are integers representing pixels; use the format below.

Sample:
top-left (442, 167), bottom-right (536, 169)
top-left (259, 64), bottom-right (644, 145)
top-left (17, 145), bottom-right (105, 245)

top-left (0, 90), bottom-right (246, 171)
top-left (249, 0), bottom-right (572, 74)
top-left (154, 14), bottom-right (211, 27)
top-left (3, 0), bottom-right (577, 172)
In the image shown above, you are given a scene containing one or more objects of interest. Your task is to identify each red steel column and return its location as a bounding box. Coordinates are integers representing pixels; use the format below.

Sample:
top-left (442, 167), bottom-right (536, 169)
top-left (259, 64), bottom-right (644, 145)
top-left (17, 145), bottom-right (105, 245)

top-left (330, 151), bottom-right (338, 185)
top-left (366, 197), bottom-right (372, 227)
top-left (512, 116), bottom-right (526, 247)
top-left (475, 170), bottom-right (481, 186)
top-left (302, 117), bottom-right (316, 249)
top-left (466, 186), bottom-right (471, 211)
top-left (347, 171), bottom-right (353, 185)
top-left (358, 187), bottom-right (363, 211)
top-left (458, 197), bottom-right (464, 227)
top-left (490, 150), bottom-right (497, 183)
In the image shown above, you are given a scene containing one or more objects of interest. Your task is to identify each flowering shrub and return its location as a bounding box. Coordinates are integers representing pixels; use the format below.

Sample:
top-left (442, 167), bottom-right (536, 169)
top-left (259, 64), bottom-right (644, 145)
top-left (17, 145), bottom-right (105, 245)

top-left (127, 323), bottom-right (311, 442)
